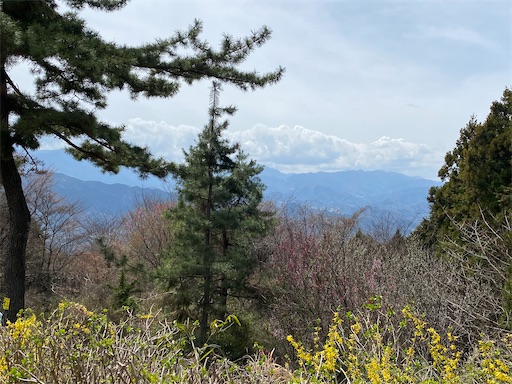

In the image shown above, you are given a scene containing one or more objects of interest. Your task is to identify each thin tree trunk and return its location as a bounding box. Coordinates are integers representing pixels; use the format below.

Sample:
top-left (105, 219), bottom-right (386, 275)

top-left (200, 246), bottom-right (212, 345)
top-left (1, 64), bottom-right (30, 324)
top-left (199, 179), bottom-right (213, 345)
top-left (218, 230), bottom-right (229, 319)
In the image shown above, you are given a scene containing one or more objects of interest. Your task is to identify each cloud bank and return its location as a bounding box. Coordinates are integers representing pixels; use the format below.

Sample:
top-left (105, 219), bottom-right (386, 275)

top-left (119, 119), bottom-right (443, 180)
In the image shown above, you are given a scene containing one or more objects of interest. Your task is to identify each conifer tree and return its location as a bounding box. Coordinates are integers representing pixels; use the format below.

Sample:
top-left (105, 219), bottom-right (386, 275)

top-left (417, 88), bottom-right (512, 247)
top-left (0, 0), bottom-right (283, 322)
top-left (163, 82), bottom-right (272, 344)
top-left (416, 88), bottom-right (512, 327)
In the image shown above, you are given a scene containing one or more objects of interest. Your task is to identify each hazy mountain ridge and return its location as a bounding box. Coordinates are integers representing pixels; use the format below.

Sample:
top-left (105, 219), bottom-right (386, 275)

top-left (261, 169), bottom-right (439, 231)
top-left (35, 150), bottom-right (441, 231)
top-left (52, 173), bottom-right (171, 217)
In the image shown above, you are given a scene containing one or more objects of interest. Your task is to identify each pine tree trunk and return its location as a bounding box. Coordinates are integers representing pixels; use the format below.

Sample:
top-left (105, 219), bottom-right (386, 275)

top-left (200, 256), bottom-right (212, 345)
top-left (219, 280), bottom-right (228, 320)
top-left (218, 230), bottom-right (229, 319)
top-left (1, 65), bottom-right (30, 324)
top-left (199, 180), bottom-right (214, 345)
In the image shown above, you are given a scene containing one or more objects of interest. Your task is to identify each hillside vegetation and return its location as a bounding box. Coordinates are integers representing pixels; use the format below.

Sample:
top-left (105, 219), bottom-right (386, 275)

top-left (1, 1), bottom-right (511, 380)
top-left (1, 89), bottom-right (511, 384)
top-left (1, 299), bottom-right (511, 383)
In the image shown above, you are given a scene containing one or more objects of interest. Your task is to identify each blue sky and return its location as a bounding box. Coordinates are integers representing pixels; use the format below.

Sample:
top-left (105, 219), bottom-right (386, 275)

top-left (24, 0), bottom-right (511, 180)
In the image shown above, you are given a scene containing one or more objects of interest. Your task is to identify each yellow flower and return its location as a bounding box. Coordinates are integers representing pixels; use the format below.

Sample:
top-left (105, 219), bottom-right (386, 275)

top-left (351, 322), bottom-right (361, 335)
top-left (0, 355), bottom-right (7, 375)
top-left (479, 340), bottom-right (512, 383)
top-left (7, 313), bottom-right (41, 348)
top-left (322, 344), bottom-right (338, 372)
top-left (381, 346), bottom-right (393, 382)
top-left (366, 358), bottom-right (382, 384)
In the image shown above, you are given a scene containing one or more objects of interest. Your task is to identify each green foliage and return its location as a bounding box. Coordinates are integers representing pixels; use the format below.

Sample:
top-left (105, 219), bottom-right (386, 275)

top-left (162, 82), bottom-right (273, 345)
top-left (0, 302), bottom-right (259, 383)
top-left (1, 0), bottom-right (283, 172)
top-left (96, 237), bottom-right (141, 311)
top-left (209, 314), bottom-right (252, 360)
top-left (0, 0), bottom-right (283, 321)
top-left (112, 268), bottom-right (139, 310)
top-left (417, 88), bottom-right (512, 248)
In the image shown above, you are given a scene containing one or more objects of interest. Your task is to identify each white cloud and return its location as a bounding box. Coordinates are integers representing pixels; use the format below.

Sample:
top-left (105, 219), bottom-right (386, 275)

top-left (118, 119), bottom-right (443, 180)
top-left (228, 125), bottom-right (442, 178)
top-left (123, 118), bottom-right (201, 162)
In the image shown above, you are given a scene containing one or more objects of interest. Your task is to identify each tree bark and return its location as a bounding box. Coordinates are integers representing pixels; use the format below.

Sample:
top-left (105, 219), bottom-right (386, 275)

top-left (199, 179), bottom-right (213, 345)
top-left (218, 230), bottom-right (229, 319)
top-left (1, 64), bottom-right (30, 324)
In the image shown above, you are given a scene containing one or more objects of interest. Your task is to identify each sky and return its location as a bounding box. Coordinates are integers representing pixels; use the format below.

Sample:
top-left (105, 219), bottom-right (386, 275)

top-left (20, 0), bottom-right (512, 180)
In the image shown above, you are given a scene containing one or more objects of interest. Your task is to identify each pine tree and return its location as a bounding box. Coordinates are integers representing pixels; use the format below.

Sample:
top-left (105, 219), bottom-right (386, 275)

top-left (0, 0), bottom-right (283, 322)
top-left (163, 82), bottom-right (272, 345)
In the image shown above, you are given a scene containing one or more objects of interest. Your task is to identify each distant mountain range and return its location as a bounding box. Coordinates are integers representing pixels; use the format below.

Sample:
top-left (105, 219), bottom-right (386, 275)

top-left (35, 149), bottom-right (442, 233)
top-left (51, 173), bottom-right (171, 218)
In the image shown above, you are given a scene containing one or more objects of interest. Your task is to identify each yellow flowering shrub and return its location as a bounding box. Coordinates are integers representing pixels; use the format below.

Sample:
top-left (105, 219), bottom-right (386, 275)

top-left (287, 311), bottom-right (343, 377)
top-left (477, 339), bottom-right (512, 383)
top-left (6, 312), bottom-right (41, 348)
top-left (287, 297), bottom-right (512, 383)
top-left (0, 301), bottom-right (291, 383)
top-left (0, 299), bottom-right (511, 383)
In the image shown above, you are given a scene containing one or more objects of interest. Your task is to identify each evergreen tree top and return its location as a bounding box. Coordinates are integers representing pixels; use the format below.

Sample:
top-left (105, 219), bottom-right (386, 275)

top-left (416, 87), bottom-right (512, 248)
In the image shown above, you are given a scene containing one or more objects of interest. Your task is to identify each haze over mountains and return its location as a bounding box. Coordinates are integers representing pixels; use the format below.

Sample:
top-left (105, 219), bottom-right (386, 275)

top-left (35, 150), bottom-right (442, 233)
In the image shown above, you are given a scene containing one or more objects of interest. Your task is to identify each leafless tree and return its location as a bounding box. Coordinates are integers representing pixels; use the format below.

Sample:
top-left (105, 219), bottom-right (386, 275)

top-left (437, 212), bottom-right (512, 342)
top-left (22, 171), bottom-right (90, 298)
top-left (259, 204), bottom-right (512, 357)
top-left (117, 194), bottom-right (174, 269)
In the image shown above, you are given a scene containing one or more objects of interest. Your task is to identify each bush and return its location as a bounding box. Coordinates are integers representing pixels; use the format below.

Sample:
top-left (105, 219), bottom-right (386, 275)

top-left (261, 207), bottom-right (512, 358)
top-left (287, 298), bottom-right (512, 383)
top-left (0, 301), bottom-right (291, 383)
top-left (1, 300), bottom-right (510, 383)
